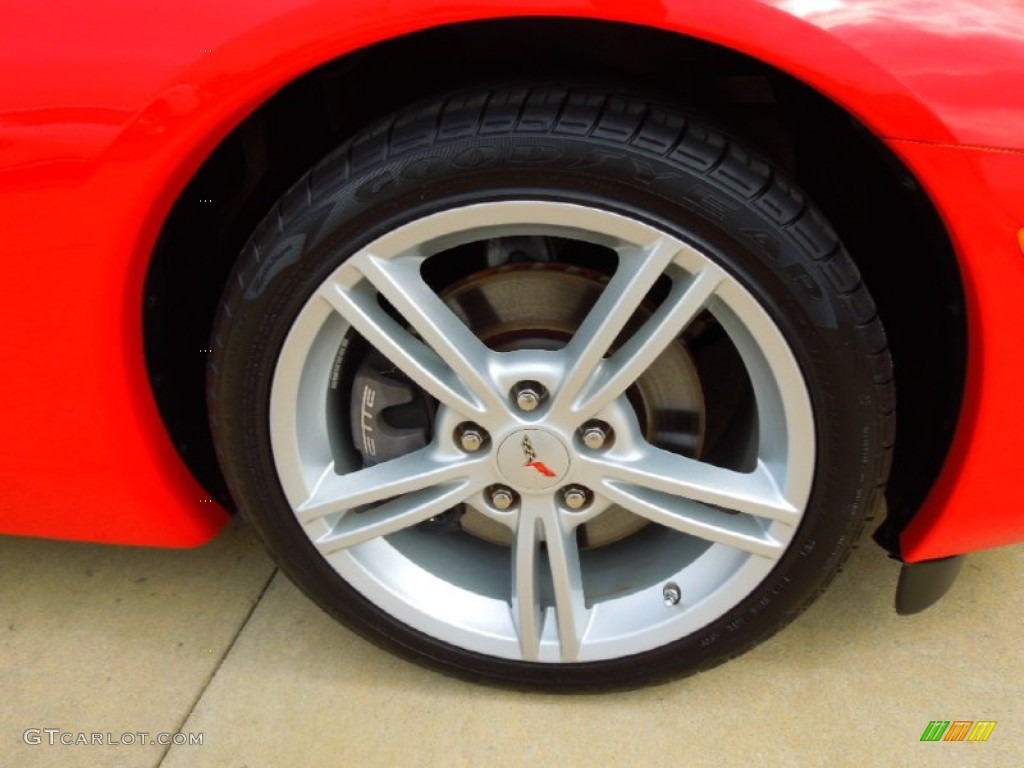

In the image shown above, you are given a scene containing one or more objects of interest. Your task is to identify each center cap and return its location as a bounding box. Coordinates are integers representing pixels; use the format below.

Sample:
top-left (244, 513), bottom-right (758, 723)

top-left (496, 429), bottom-right (571, 491)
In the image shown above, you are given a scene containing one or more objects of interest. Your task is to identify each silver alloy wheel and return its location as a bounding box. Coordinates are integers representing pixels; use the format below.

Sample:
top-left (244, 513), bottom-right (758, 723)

top-left (269, 200), bottom-right (815, 663)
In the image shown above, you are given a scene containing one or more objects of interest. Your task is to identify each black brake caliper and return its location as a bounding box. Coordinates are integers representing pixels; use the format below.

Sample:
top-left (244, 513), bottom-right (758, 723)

top-left (349, 351), bottom-right (462, 531)
top-left (349, 351), bottom-right (433, 466)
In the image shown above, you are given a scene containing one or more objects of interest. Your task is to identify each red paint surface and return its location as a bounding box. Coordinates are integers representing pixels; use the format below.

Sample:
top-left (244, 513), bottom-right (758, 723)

top-left (887, 140), bottom-right (1024, 560)
top-left (1, 0), bottom-right (1022, 552)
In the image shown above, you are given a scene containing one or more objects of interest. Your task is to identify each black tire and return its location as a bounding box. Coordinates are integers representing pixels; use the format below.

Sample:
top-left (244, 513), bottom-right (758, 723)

top-left (208, 86), bottom-right (894, 689)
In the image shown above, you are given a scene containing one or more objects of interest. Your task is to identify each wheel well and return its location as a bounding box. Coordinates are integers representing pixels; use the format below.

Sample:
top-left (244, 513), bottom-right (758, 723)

top-left (144, 17), bottom-right (965, 554)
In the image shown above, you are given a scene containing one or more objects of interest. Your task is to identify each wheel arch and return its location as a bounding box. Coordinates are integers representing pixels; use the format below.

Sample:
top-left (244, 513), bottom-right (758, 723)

top-left (141, 17), bottom-right (966, 554)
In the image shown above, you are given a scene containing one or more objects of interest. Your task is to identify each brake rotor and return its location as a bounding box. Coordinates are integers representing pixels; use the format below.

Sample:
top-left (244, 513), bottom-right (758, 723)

top-left (441, 262), bottom-right (706, 549)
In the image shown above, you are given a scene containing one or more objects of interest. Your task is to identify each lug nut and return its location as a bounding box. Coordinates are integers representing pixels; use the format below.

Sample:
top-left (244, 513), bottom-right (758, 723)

top-left (561, 485), bottom-right (589, 510)
top-left (513, 382), bottom-right (544, 412)
top-left (490, 487), bottom-right (516, 511)
top-left (662, 582), bottom-right (682, 607)
top-left (457, 424), bottom-right (487, 453)
top-left (581, 423), bottom-right (609, 450)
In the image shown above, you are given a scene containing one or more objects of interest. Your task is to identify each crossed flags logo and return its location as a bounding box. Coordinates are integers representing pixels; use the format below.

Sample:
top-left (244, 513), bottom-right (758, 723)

top-left (520, 435), bottom-right (557, 477)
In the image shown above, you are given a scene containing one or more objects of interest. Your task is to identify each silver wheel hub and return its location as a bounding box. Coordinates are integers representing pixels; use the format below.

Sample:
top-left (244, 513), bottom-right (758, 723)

top-left (269, 201), bottom-right (815, 664)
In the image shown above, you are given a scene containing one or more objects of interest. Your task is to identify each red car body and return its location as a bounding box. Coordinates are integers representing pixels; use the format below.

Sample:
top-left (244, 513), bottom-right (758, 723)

top-left (1, 0), bottom-right (1022, 568)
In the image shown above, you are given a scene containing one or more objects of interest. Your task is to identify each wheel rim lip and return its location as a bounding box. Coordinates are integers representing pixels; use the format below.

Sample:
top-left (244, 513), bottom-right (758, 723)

top-left (269, 200), bottom-right (816, 663)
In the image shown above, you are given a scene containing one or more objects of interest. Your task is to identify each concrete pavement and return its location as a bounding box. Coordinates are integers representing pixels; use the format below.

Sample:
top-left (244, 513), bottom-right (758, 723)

top-left (3, 518), bottom-right (1021, 767)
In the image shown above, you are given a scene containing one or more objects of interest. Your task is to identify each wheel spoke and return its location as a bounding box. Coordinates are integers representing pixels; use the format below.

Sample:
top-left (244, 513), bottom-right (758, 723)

top-left (571, 264), bottom-right (723, 420)
top-left (600, 483), bottom-right (786, 559)
top-left (511, 497), bottom-right (588, 662)
top-left (317, 279), bottom-right (480, 419)
top-left (512, 512), bottom-right (543, 661)
top-left (313, 479), bottom-right (481, 555)
top-left (355, 251), bottom-right (507, 417)
top-left (543, 506), bottom-right (587, 662)
top-left (584, 446), bottom-right (799, 525)
top-left (317, 254), bottom-right (508, 424)
top-left (296, 449), bottom-right (484, 524)
top-left (551, 238), bottom-right (680, 415)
